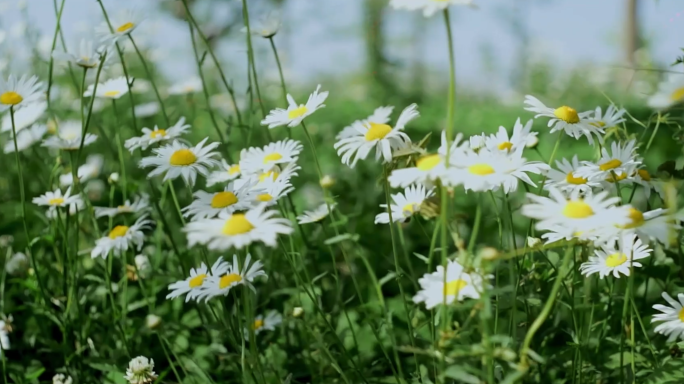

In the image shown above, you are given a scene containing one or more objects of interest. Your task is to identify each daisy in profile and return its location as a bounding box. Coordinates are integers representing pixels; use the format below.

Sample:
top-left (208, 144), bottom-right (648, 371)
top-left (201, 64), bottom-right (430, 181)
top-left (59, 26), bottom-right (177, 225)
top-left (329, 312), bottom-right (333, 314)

top-left (33, 187), bottom-right (82, 209)
top-left (91, 215), bottom-right (152, 259)
top-left (336, 106), bottom-right (394, 141)
top-left (125, 117), bottom-right (191, 152)
top-left (576, 140), bottom-right (641, 181)
top-left (297, 202), bottom-right (335, 224)
top-left (124, 356), bottom-right (157, 384)
top-left (59, 154), bottom-right (104, 186)
top-left (139, 138), bottom-right (219, 186)
top-left (195, 254), bottom-right (267, 302)
top-left (239, 139), bottom-right (302, 174)
top-left (94, 194), bottom-right (150, 218)
top-left (651, 292), bottom-right (684, 341)
top-left (611, 207), bottom-right (681, 245)
top-left (246, 311), bottom-right (283, 338)
top-left (334, 104), bottom-right (417, 167)
top-left (631, 168), bottom-right (658, 200)
top-left (539, 224), bottom-right (607, 245)
top-left (523, 95), bottom-right (598, 144)
top-left (579, 234), bottom-right (651, 279)
top-left (182, 182), bottom-right (258, 220)
top-left (261, 84), bottom-right (328, 129)
top-left (545, 155), bottom-right (601, 195)
top-left (0, 317), bottom-right (9, 354)
top-left (52, 38), bottom-right (106, 69)
top-left (484, 118), bottom-right (537, 154)
top-left (206, 159), bottom-right (242, 187)
top-left (98, 9), bottom-right (144, 44)
top-left (251, 178), bottom-right (294, 207)
top-left (1, 101), bottom-right (46, 132)
top-left (243, 11), bottom-right (281, 38)
top-left (648, 73), bottom-right (684, 110)
top-left (590, 105), bottom-right (626, 130)
top-left (134, 102), bottom-right (159, 118)
top-left (4, 124), bottom-right (46, 153)
top-left (389, 0), bottom-right (475, 17)
top-left (167, 76), bottom-right (202, 96)
top-left (247, 162), bottom-right (301, 186)
top-left (184, 204), bottom-right (293, 250)
top-left (0, 74), bottom-right (43, 112)
top-left (166, 257), bottom-right (229, 302)
top-left (84, 77), bottom-right (130, 99)
top-left (375, 184), bottom-right (434, 224)
top-left (42, 120), bottom-right (98, 150)
top-left (413, 259), bottom-right (488, 309)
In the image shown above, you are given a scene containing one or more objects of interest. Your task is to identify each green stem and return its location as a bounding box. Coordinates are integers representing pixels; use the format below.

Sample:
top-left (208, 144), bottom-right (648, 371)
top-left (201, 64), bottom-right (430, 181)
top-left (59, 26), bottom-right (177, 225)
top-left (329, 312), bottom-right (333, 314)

top-left (443, 9), bottom-right (456, 143)
top-left (128, 36), bottom-right (170, 126)
top-left (46, 0), bottom-right (67, 108)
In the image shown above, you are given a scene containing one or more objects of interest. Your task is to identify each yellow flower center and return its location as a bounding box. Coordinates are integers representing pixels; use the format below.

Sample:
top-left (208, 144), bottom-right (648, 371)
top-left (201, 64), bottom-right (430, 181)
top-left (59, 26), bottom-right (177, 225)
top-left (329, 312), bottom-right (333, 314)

top-left (150, 129), bottom-right (166, 138)
top-left (108, 225), bottom-right (129, 239)
top-left (253, 319), bottom-right (264, 330)
top-left (497, 141), bottom-right (513, 151)
top-left (169, 149), bottom-right (197, 166)
top-left (222, 214), bottom-right (254, 235)
top-left (416, 154), bottom-right (441, 171)
top-left (48, 197), bottom-right (65, 205)
top-left (443, 279), bottom-right (468, 296)
top-left (116, 22), bottom-right (135, 33)
top-left (0, 91), bottom-right (22, 105)
top-left (468, 163), bottom-right (495, 176)
top-left (618, 208), bottom-right (645, 229)
top-left (228, 165), bottom-right (240, 175)
top-left (605, 172), bottom-right (628, 183)
top-left (599, 159), bottom-right (622, 171)
top-left (263, 153), bottom-right (283, 164)
top-left (590, 121), bottom-right (607, 128)
top-left (365, 122), bottom-right (392, 141)
top-left (671, 87), bottom-right (684, 101)
top-left (553, 106), bottom-right (580, 124)
top-left (257, 194), bottom-right (272, 202)
top-left (402, 203), bottom-right (415, 214)
top-left (637, 169), bottom-right (651, 181)
top-left (605, 252), bottom-right (628, 268)
top-left (211, 191), bottom-right (238, 208)
top-left (565, 172), bottom-right (587, 185)
top-left (104, 90), bottom-right (120, 97)
top-left (679, 307), bottom-right (684, 323)
top-left (287, 105), bottom-right (308, 119)
top-left (562, 200), bottom-right (594, 219)
top-left (188, 274), bottom-right (206, 288)
top-left (219, 273), bottom-right (243, 289)
top-left (259, 171), bottom-right (279, 182)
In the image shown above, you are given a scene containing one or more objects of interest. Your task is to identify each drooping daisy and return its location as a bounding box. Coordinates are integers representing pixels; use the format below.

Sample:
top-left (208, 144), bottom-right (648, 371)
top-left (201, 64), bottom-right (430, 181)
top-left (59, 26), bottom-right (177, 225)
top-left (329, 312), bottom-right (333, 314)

top-left (124, 356), bottom-right (157, 384)
top-left (4, 123), bottom-right (46, 153)
top-left (182, 182), bottom-right (258, 220)
top-left (184, 204), bottom-right (293, 250)
top-left (651, 292), bottom-right (684, 341)
top-left (0, 317), bottom-right (10, 354)
top-left (139, 138), bottom-right (220, 186)
top-left (579, 233), bottom-right (651, 279)
top-left (248, 161), bottom-right (301, 186)
top-left (167, 76), bottom-right (202, 96)
top-left (413, 259), bottom-right (488, 309)
top-left (334, 104), bottom-right (417, 167)
top-left (590, 105), bottom-right (626, 130)
top-left (52, 38), bottom-right (106, 69)
top-left (98, 9), bottom-right (144, 45)
top-left (242, 11), bottom-right (281, 38)
top-left (194, 254), bottom-right (267, 302)
top-left (84, 76), bottom-right (130, 99)
top-left (545, 155), bottom-right (602, 195)
top-left (32, 187), bottom-right (82, 209)
top-left (484, 118), bottom-right (537, 154)
top-left (261, 84), bottom-right (328, 129)
top-left (336, 106), bottom-right (394, 141)
top-left (94, 194), bottom-right (150, 218)
top-left (246, 311), bottom-right (283, 338)
top-left (610, 207), bottom-right (682, 245)
top-left (297, 202), bottom-right (335, 224)
top-left (1, 101), bottom-right (46, 132)
top-left (631, 168), bottom-right (658, 200)
top-left (648, 73), bottom-right (684, 110)
top-left (239, 139), bottom-right (302, 174)
top-left (576, 140), bottom-right (641, 181)
top-left (125, 117), bottom-right (191, 152)
top-left (134, 102), bottom-right (159, 118)
top-left (166, 257), bottom-right (229, 302)
top-left (91, 215), bottom-right (152, 259)
top-left (523, 95), bottom-right (599, 144)
top-left (0, 74), bottom-right (43, 112)
top-left (375, 184), bottom-right (434, 224)
top-left (42, 120), bottom-right (98, 150)
top-left (389, 0), bottom-right (475, 17)
top-left (206, 158), bottom-right (242, 187)
top-left (59, 154), bottom-right (104, 186)
top-left (52, 373), bottom-right (73, 384)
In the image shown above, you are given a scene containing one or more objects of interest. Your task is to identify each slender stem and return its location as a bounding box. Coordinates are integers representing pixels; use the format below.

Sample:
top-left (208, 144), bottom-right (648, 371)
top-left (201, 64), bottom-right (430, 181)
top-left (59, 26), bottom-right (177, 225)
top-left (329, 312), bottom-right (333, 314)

top-left (643, 112), bottom-right (661, 155)
top-left (77, 53), bottom-right (106, 165)
top-left (46, 0), bottom-right (67, 107)
top-left (269, 37), bottom-right (288, 103)
top-left (112, 101), bottom-right (128, 202)
top-left (128, 36), bottom-right (170, 126)
top-left (442, 9), bottom-right (456, 143)
top-left (466, 198), bottom-right (482, 253)
top-left (168, 181), bottom-right (187, 226)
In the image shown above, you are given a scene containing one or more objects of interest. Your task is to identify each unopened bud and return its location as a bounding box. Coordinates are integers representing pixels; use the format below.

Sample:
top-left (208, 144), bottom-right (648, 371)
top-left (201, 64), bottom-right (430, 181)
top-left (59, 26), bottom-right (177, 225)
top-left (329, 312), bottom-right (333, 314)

top-left (146, 314), bottom-right (161, 329)
top-left (109, 172), bottom-right (119, 184)
top-left (320, 175), bottom-right (335, 189)
top-left (525, 135), bottom-right (539, 149)
top-left (292, 307), bottom-right (304, 318)
top-left (527, 237), bottom-right (541, 248)
top-left (480, 247), bottom-right (499, 261)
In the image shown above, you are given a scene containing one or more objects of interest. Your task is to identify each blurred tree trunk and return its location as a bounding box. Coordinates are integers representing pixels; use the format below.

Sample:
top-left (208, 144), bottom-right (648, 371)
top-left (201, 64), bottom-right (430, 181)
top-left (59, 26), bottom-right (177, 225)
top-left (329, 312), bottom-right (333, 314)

top-left (364, 0), bottom-right (390, 102)
top-left (624, 0), bottom-right (639, 67)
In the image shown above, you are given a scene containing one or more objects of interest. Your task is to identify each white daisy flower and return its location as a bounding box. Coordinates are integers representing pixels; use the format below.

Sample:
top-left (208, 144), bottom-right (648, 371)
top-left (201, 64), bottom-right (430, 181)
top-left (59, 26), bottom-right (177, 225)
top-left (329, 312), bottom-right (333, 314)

top-left (52, 38), bottom-right (106, 69)
top-left (239, 139), bottom-right (302, 174)
top-left (579, 233), bottom-right (651, 279)
top-left (42, 120), bottom-right (98, 150)
top-left (261, 84), bottom-right (328, 129)
top-left (125, 117), bottom-right (191, 152)
top-left (167, 76), bottom-right (202, 96)
top-left (45, 199), bottom-right (85, 220)
top-left (206, 158), bottom-right (242, 187)
top-left (576, 140), bottom-right (641, 181)
top-left (334, 104), bottom-right (417, 167)
top-left (611, 207), bottom-right (682, 245)
top-left (4, 123), bottom-right (46, 153)
top-left (184, 204), bottom-right (293, 250)
top-left (248, 177), bottom-right (293, 207)
top-left (195, 254), bottom-right (267, 302)
top-left (52, 373), bottom-right (73, 384)
top-left (590, 105), bottom-right (626, 130)
top-left (297, 202), bottom-right (335, 224)
top-left (94, 194), bottom-right (150, 218)
top-left (134, 102), bottom-right (159, 118)
top-left (242, 11), bottom-right (281, 38)
top-left (0, 74), bottom-right (43, 112)
top-left (0, 318), bottom-right (9, 353)
top-left (134, 254), bottom-right (151, 277)
top-left (389, 0), bottom-right (475, 17)
top-left (32, 187), bottom-right (82, 209)
top-left (413, 259), bottom-right (488, 309)
top-left (166, 258), bottom-right (229, 302)
top-left (124, 356), bottom-right (157, 384)
top-left (631, 168), bottom-right (658, 200)
top-left (182, 182), bottom-right (258, 220)
top-left (523, 95), bottom-right (599, 145)
top-left (651, 292), bottom-right (684, 341)
top-left (84, 76), bottom-right (130, 99)
top-left (483, 118), bottom-right (537, 154)
top-left (545, 155), bottom-right (602, 195)
top-left (1, 101), bottom-right (46, 132)
top-left (375, 184), bottom-right (434, 224)
top-left (91, 215), bottom-right (152, 259)
top-left (539, 224), bottom-right (609, 246)
top-left (249, 162), bottom-right (301, 186)
top-left (336, 106), bottom-right (394, 141)
top-left (59, 154), bottom-right (104, 186)
top-left (246, 311), bottom-right (283, 337)
top-left (139, 138), bottom-right (220, 186)
top-left (6, 252), bottom-right (29, 275)
top-left (648, 73), bottom-right (684, 110)
top-left (98, 9), bottom-right (144, 45)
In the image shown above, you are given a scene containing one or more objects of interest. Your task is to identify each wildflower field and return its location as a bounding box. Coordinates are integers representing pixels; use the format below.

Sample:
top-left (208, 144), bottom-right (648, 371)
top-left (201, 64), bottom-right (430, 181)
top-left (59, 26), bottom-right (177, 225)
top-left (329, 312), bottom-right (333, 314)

top-left (2, 0), bottom-right (684, 383)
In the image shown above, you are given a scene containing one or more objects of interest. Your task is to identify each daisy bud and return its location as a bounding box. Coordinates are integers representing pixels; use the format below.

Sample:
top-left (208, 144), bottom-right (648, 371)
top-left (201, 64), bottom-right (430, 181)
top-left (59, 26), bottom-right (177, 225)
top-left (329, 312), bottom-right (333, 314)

top-left (525, 134), bottom-right (539, 149)
top-left (146, 314), bottom-right (161, 330)
top-left (109, 172), bottom-right (120, 183)
top-left (480, 247), bottom-right (499, 261)
top-left (319, 175), bottom-right (335, 189)
top-left (292, 307), bottom-right (304, 318)
top-left (0, 234), bottom-right (13, 247)
top-left (527, 237), bottom-right (542, 248)
top-left (6, 252), bottom-right (28, 275)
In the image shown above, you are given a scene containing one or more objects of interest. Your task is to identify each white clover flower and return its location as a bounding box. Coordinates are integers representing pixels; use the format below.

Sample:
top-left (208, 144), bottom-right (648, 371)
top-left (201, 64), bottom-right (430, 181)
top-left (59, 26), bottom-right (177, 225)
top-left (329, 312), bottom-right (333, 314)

top-left (124, 356), bottom-right (157, 384)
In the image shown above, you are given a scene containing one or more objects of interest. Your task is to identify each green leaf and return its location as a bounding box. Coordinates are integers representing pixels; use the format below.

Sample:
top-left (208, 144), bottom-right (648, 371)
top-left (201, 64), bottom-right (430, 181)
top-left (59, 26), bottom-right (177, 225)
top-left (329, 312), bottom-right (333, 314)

top-left (644, 358), bottom-right (684, 384)
top-left (24, 367), bottom-right (45, 380)
top-left (443, 366), bottom-right (480, 384)
top-left (378, 272), bottom-right (396, 287)
top-left (413, 252), bottom-right (430, 264)
top-left (324, 233), bottom-right (359, 245)
top-left (605, 352), bottom-right (646, 369)
top-left (88, 363), bottom-right (122, 372)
